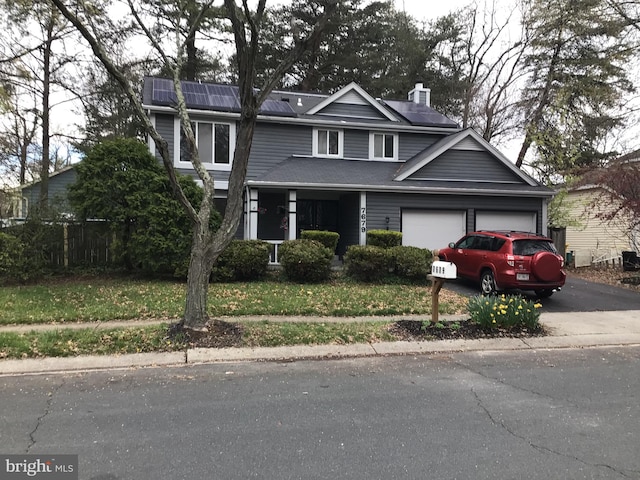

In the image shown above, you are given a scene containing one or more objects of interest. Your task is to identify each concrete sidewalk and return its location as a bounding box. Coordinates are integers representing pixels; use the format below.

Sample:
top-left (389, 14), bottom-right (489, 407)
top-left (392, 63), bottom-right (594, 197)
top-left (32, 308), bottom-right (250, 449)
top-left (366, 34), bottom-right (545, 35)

top-left (1, 311), bottom-right (639, 376)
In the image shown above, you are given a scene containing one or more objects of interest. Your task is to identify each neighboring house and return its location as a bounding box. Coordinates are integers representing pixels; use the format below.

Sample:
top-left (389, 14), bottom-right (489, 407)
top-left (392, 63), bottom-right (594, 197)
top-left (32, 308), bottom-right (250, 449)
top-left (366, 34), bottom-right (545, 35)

top-left (10, 166), bottom-right (77, 221)
top-left (142, 78), bottom-right (554, 258)
top-left (565, 185), bottom-right (637, 268)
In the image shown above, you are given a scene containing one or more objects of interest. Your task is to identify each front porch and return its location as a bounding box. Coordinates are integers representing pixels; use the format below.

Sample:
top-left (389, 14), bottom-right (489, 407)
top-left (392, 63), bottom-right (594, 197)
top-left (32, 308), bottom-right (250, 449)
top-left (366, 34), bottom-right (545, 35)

top-left (244, 188), bottom-right (366, 262)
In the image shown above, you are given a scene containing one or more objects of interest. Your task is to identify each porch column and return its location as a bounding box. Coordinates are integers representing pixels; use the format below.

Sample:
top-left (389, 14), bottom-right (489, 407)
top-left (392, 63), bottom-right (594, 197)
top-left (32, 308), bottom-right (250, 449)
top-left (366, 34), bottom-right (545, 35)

top-left (248, 188), bottom-right (259, 240)
top-left (288, 190), bottom-right (297, 240)
top-left (359, 191), bottom-right (367, 245)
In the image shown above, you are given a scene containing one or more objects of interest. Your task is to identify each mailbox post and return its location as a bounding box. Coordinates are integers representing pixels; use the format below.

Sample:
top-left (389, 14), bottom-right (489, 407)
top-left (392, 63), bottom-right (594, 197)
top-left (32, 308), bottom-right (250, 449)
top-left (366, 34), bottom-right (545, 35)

top-left (429, 261), bottom-right (457, 324)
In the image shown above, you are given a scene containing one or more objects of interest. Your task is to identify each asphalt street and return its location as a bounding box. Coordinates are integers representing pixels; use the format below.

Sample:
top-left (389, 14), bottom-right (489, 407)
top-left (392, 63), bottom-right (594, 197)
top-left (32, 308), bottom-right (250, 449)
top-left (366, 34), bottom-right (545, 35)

top-left (444, 275), bottom-right (640, 312)
top-left (1, 348), bottom-right (639, 479)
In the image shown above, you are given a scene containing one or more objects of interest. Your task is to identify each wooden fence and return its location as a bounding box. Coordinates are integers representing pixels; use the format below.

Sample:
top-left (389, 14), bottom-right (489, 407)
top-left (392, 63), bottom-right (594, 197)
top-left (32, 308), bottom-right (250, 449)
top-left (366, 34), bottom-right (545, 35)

top-left (50, 223), bottom-right (114, 267)
top-left (3, 222), bottom-right (115, 268)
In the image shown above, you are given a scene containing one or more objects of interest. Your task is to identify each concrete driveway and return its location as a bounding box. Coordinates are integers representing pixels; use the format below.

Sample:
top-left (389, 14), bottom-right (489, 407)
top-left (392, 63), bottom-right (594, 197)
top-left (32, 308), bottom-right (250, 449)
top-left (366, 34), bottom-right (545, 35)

top-left (444, 275), bottom-right (640, 312)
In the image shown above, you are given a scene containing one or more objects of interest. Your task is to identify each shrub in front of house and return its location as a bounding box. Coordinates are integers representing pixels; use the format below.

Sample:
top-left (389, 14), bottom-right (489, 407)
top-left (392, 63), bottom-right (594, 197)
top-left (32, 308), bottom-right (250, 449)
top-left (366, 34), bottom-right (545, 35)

top-left (389, 246), bottom-right (433, 282)
top-left (343, 245), bottom-right (391, 282)
top-left (367, 229), bottom-right (402, 248)
top-left (301, 230), bottom-right (340, 253)
top-left (467, 294), bottom-right (542, 331)
top-left (1, 217), bottom-right (60, 282)
top-left (211, 240), bottom-right (271, 281)
top-left (0, 232), bottom-right (25, 282)
top-left (278, 239), bottom-right (333, 283)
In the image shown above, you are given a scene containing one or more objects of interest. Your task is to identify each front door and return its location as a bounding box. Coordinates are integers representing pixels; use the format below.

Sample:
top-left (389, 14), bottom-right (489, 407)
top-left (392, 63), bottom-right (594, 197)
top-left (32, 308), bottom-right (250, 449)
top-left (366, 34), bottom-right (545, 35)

top-left (297, 200), bottom-right (339, 235)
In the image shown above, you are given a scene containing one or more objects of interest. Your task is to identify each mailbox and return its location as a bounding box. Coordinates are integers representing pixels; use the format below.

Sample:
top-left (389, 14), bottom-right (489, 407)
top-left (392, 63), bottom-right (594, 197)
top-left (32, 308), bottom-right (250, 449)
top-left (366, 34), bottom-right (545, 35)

top-left (431, 261), bottom-right (457, 279)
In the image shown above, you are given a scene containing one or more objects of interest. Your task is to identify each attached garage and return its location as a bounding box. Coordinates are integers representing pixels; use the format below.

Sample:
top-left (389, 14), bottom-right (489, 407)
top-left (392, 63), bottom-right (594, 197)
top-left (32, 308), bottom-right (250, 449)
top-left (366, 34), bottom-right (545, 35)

top-left (475, 211), bottom-right (537, 233)
top-left (402, 210), bottom-right (467, 250)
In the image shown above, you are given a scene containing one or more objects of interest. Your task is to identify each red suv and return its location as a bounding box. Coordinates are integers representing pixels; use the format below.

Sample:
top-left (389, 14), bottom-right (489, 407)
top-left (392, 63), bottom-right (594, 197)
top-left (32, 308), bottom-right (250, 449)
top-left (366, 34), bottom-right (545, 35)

top-left (437, 231), bottom-right (566, 297)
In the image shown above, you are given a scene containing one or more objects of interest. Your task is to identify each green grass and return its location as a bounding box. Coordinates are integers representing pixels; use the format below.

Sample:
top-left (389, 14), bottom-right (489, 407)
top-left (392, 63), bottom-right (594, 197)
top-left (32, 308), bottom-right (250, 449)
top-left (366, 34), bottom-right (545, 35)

top-left (0, 276), bottom-right (469, 358)
top-left (0, 325), bottom-right (178, 359)
top-left (242, 321), bottom-right (398, 347)
top-left (0, 277), bottom-right (467, 325)
top-left (0, 321), bottom-right (402, 359)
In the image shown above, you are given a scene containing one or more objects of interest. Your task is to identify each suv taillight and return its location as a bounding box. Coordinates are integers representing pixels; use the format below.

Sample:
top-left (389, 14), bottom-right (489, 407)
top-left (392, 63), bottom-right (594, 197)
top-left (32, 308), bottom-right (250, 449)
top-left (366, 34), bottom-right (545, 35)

top-left (507, 254), bottom-right (515, 267)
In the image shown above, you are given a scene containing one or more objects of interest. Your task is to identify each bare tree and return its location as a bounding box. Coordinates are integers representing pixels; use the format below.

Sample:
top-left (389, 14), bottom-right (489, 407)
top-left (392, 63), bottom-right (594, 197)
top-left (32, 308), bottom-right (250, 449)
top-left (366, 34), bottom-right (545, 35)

top-left (49, 0), bottom-right (338, 331)
top-left (0, 94), bottom-right (40, 185)
top-left (458, 2), bottom-right (527, 138)
top-left (1, 0), bottom-right (82, 207)
top-left (426, 1), bottom-right (529, 145)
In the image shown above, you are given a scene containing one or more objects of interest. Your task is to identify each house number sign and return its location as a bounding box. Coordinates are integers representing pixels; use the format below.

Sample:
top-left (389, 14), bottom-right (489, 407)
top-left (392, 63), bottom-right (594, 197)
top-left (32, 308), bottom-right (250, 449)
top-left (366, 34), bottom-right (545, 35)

top-left (360, 208), bottom-right (366, 232)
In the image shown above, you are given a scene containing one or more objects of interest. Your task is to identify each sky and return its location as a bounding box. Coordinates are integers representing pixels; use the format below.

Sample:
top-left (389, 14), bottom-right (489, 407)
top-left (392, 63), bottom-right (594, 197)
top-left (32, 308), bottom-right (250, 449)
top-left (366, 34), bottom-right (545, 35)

top-left (393, 0), bottom-right (471, 22)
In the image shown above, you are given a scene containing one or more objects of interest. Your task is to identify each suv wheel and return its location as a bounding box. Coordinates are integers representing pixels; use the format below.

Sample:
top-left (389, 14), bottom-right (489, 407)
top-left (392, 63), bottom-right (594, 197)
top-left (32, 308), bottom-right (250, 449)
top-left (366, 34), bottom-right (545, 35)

top-left (480, 270), bottom-right (497, 295)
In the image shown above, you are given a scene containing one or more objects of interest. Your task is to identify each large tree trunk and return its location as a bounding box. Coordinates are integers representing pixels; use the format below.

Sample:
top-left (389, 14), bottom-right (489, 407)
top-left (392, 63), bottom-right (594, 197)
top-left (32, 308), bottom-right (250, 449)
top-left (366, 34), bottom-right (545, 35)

top-left (39, 18), bottom-right (54, 210)
top-left (183, 227), bottom-right (214, 330)
top-left (182, 114), bottom-right (257, 331)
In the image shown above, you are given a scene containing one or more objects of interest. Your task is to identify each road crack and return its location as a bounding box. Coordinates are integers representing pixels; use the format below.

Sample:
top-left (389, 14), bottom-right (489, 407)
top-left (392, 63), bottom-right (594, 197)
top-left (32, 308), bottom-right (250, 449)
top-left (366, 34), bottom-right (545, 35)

top-left (471, 387), bottom-right (637, 478)
top-left (26, 378), bottom-right (65, 453)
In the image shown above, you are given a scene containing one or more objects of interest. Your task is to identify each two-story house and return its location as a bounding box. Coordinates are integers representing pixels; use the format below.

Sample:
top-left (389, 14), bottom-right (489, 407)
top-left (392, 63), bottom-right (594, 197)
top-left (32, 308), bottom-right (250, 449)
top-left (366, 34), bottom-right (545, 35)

top-left (143, 77), bottom-right (553, 258)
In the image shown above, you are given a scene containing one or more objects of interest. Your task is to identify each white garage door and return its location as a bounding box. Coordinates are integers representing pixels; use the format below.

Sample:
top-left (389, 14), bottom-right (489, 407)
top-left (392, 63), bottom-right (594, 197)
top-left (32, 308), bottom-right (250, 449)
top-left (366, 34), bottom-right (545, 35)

top-left (476, 212), bottom-right (537, 233)
top-left (402, 210), bottom-right (467, 250)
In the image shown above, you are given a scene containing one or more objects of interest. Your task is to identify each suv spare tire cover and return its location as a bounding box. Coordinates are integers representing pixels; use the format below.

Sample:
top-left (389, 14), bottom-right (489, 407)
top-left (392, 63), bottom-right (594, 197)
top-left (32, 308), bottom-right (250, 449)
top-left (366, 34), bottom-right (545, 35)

top-left (531, 251), bottom-right (561, 282)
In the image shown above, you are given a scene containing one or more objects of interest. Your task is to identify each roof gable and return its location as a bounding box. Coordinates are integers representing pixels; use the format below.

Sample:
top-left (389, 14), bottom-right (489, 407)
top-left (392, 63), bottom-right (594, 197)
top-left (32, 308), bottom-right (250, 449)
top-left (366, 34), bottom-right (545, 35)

top-left (305, 82), bottom-right (399, 122)
top-left (394, 128), bottom-right (539, 187)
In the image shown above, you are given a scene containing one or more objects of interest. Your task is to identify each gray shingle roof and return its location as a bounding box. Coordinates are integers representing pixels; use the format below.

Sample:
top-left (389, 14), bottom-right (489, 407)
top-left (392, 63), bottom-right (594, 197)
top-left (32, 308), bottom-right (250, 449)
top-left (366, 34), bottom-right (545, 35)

top-left (250, 157), bottom-right (553, 197)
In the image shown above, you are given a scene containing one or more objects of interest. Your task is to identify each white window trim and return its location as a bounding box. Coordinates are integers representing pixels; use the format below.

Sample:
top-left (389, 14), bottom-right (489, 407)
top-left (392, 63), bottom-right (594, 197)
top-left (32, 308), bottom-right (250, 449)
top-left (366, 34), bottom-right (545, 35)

top-left (369, 132), bottom-right (399, 161)
top-left (312, 127), bottom-right (344, 158)
top-left (173, 118), bottom-right (236, 171)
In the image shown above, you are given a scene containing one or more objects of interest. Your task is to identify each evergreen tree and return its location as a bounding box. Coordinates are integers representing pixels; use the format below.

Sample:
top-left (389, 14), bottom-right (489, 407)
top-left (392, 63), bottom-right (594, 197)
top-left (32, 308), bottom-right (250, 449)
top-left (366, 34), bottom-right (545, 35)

top-left (516, 0), bottom-right (634, 181)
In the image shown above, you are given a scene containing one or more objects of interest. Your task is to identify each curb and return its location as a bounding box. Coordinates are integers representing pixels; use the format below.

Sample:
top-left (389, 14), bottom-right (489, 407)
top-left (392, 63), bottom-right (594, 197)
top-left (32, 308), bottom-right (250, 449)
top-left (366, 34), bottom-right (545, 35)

top-left (3, 333), bottom-right (640, 376)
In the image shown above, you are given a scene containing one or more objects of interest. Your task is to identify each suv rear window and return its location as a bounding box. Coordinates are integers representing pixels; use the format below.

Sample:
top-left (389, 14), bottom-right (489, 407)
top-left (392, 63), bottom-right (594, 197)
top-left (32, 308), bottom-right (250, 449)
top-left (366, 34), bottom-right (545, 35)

top-left (512, 239), bottom-right (558, 256)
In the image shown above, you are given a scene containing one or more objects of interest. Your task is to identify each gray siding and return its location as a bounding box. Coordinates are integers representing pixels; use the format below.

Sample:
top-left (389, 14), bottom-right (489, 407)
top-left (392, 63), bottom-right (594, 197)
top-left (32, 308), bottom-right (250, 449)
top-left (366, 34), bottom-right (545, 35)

top-left (158, 113), bottom-right (451, 181)
top-left (317, 103), bottom-right (387, 119)
top-left (247, 123), bottom-right (311, 180)
top-left (21, 169), bottom-right (77, 215)
top-left (344, 130), bottom-right (368, 159)
top-left (367, 192), bottom-right (544, 234)
top-left (409, 150), bottom-right (523, 183)
top-left (399, 133), bottom-right (444, 161)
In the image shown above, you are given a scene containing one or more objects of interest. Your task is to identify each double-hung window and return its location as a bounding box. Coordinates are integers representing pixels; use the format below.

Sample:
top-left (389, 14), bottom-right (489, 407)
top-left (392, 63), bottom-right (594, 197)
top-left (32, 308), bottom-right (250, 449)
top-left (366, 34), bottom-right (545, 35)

top-left (178, 120), bottom-right (233, 170)
top-left (370, 132), bottom-right (398, 160)
top-left (314, 128), bottom-right (343, 157)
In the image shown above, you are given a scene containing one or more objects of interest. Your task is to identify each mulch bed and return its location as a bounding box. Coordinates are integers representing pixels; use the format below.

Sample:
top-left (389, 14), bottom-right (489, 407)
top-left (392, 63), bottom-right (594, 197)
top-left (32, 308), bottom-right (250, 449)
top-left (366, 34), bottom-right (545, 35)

top-left (168, 320), bottom-right (245, 348)
top-left (167, 318), bottom-right (546, 349)
top-left (389, 320), bottom-right (547, 341)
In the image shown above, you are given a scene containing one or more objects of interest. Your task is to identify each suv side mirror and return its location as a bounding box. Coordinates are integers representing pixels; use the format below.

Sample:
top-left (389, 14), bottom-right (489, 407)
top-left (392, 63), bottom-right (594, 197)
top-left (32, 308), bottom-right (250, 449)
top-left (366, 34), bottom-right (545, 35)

top-left (448, 242), bottom-right (455, 248)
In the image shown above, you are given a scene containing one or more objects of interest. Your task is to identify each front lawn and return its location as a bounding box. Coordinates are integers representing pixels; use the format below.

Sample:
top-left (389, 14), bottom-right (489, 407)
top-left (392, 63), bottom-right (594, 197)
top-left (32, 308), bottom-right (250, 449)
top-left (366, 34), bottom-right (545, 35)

top-left (0, 276), bottom-right (467, 325)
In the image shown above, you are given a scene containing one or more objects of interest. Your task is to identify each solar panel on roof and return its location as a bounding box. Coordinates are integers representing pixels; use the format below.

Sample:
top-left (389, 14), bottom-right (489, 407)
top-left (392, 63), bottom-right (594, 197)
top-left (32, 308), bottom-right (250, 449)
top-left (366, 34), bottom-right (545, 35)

top-left (153, 78), bottom-right (173, 91)
top-left (207, 84), bottom-right (237, 97)
top-left (183, 92), bottom-right (209, 108)
top-left (150, 78), bottom-right (295, 117)
top-left (384, 100), bottom-right (458, 127)
top-left (260, 99), bottom-right (296, 116)
top-left (208, 95), bottom-right (239, 110)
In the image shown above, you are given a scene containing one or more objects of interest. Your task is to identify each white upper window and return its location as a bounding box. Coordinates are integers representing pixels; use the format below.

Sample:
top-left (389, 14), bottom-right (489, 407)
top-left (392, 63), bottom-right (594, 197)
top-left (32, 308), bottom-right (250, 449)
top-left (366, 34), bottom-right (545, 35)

top-left (176, 120), bottom-right (235, 170)
top-left (370, 132), bottom-right (398, 160)
top-left (313, 128), bottom-right (343, 158)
